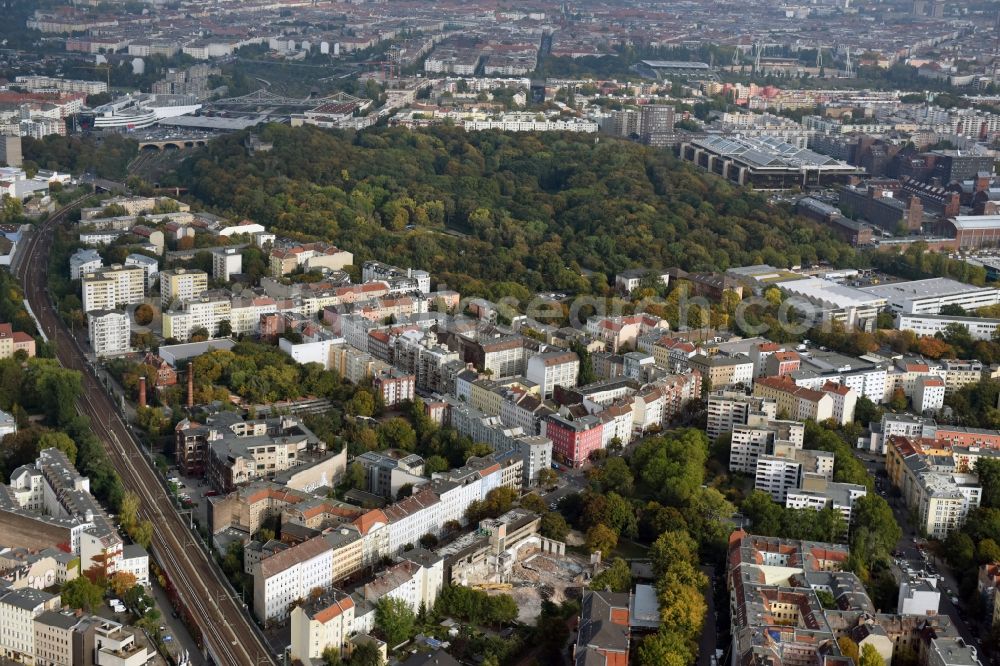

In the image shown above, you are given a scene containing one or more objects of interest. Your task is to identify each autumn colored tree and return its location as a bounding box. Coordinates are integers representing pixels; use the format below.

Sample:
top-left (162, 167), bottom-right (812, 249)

top-left (916, 335), bottom-right (953, 359)
top-left (585, 524), bottom-right (618, 556)
top-left (109, 571), bottom-right (137, 597)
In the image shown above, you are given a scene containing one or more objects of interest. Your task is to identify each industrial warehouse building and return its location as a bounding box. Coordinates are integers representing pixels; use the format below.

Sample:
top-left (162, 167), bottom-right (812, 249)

top-left (679, 135), bottom-right (861, 189)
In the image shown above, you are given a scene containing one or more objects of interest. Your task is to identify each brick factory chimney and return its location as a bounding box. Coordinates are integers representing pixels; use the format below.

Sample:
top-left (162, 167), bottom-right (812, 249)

top-left (138, 376), bottom-right (146, 409)
top-left (187, 361), bottom-right (194, 409)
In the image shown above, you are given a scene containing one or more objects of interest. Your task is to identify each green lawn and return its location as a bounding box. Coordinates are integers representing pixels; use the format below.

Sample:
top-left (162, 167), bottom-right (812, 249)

top-left (612, 539), bottom-right (650, 559)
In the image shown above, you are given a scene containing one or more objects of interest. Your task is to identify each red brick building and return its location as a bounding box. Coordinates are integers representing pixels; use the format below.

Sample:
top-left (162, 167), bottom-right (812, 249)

top-left (543, 413), bottom-right (604, 468)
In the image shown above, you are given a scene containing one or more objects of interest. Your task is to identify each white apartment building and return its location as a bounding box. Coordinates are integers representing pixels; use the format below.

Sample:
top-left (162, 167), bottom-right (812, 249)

top-left (600, 403), bottom-right (635, 448)
top-left (706, 391), bottom-right (777, 441)
top-left (915, 473), bottom-right (982, 539)
top-left (123, 253), bottom-right (159, 290)
top-left (253, 536), bottom-right (334, 622)
top-left (362, 549), bottom-right (443, 614)
top-left (362, 261), bottom-right (430, 294)
top-left (897, 313), bottom-right (1000, 341)
top-left (430, 477), bottom-right (482, 530)
top-left (867, 413), bottom-right (936, 453)
top-left (230, 295), bottom-right (277, 336)
top-left (938, 359), bottom-right (985, 395)
top-left (480, 338), bottom-right (530, 379)
top-left (897, 578), bottom-right (941, 616)
top-left (81, 265), bottom-right (145, 312)
top-left (785, 481), bottom-right (867, 524)
top-left (78, 231), bottom-right (123, 246)
top-left (15, 75), bottom-right (107, 95)
top-left (499, 392), bottom-right (553, 436)
top-left (729, 420), bottom-right (805, 474)
top-left (519, 436), bottom-right (553, 486)
top-left (159, 268), bottom-right (208, 308)
top-left (383, 490), bottom-right (442, 555)
top-left (823, 383), bottom-right (857, 426)
top-left (914, 376), bottom-right (946, 414)
top-left (87, 310), bottom-right (130, 357)
top-left (788, 354), bottom-right (888, 405)
top-left (753, 454), bottom-right (802, 503)
top-left (69, 248), bottom-right (102, 281)
top-left (279, 335), bottom-right (345, 369)
top-left (754, 447), bottom-right (834, 503)
top-left (212, 247), bottom-right (243, 282)
top-left (352, 511), bottom-right (390, 571)
top-left (464, 114), bottom-right (598, 133)
top-left (526, 350), bottom-right (579, 398)
top-left (161, 295), bottom-right (232, 341)
top-left (119, 544), bottom-right (149, 587)
top-left (0, 588), bottom-right (59, 665)
top-left (289, 592), bottom-right (356, 663)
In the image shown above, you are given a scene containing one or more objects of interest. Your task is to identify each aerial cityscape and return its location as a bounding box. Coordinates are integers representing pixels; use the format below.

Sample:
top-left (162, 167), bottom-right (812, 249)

top-left (5, 1), bottom-right (1000, 666)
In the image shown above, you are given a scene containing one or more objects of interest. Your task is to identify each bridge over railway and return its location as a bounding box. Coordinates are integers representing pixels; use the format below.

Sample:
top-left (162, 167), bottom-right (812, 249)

top-left (137, 137), bottom-right (210, 151)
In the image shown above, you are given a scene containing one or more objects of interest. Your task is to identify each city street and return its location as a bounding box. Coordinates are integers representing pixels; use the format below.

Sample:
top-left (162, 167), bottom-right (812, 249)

top-left (854, 453), bottom-right (978, 648)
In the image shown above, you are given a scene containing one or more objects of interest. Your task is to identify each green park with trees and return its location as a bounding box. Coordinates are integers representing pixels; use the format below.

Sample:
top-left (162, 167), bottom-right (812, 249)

top-left (173, 124), bottom-right (861, 297)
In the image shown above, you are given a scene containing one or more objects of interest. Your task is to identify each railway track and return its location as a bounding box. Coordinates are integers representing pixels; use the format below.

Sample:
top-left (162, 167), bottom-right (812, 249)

top-left (16, 200), bottom-right (277, 666)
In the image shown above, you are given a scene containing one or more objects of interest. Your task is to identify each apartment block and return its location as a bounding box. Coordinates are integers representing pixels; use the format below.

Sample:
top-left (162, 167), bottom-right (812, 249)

top-left (753, 377), bottom-right (834, 422)
top-left (356, 450), bottom-right (425, 500)
top-left (289, 590), bottom-right (356, 664)
top-left (526, 350), bottom-right (579, 398)
top-left (361, 548), bottom-right (443, 614)
top-left (785, 480), bottom-right (868, 524)
top-left (706, 391), bottom-right (778, 441)
top-left (69, 248), bottom-right (102, 281)
top-left (159, 268), bottom-right (208, 308)
top-left (123, 253), bottom-right (158, 291)
top-left (887, 436), bottom-right (982, 538)
top-left (270, 243), bottom-right (353, 277)
top-left (0, 324), bottom-right (35, 360)
top-left (254, 536), bottom-right (334, 622)
top-left (754, 447), bottom-right (834, 503)
top-left (81, 264), bottom-right (145, 312)
top-left (87, 310), bottom-right (130, 357)
top-left (0, 588), bottom-right (60, 664)
top-left (688, 353), bottom-right (755, 389)
top-left (211, 247), bottom-right (243, 282)
top-left (229, 294), bottom-right (278, 336)
top-left (162, 294), bottom-right (232, 342)
top-left (372, 368), bottom-right (415, 407)
top-left (729, 420), bottom-right (805, 474)
top-left (362, 261), bottom-right (430, 294)
top-left (543, 413), bottom-right (604, 468)
top-left (914, 376), bottom-right (946, 413)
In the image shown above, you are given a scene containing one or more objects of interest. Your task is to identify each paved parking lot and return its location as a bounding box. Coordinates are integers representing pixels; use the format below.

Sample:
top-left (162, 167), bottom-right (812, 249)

top-left (168, 471), bottom-right (215, 532)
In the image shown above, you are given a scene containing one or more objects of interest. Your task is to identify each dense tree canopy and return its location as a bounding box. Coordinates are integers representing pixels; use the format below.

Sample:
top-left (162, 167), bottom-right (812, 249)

top-left (23, 134), bottom-right (138, 180)
top-left (177, 125), bottom-right (858, 296)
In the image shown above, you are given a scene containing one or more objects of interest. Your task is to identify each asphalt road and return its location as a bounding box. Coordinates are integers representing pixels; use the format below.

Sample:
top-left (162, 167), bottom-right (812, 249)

top-left (16, 200), bottom-right (277, 666)
top-left (856, 454), bottom-right (978, 649)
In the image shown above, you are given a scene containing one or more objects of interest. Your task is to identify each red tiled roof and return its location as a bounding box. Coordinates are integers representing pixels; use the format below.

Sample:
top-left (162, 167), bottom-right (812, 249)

top-left (313, 595), bottom-right (354, 624)
top-left (352, 509), bottom-right (388, 535)
top-left (821, 382), bottom-right (851, 396)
